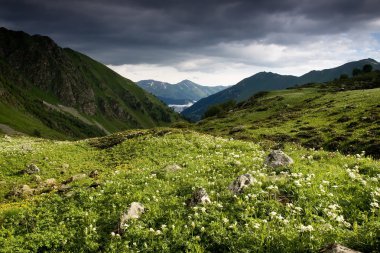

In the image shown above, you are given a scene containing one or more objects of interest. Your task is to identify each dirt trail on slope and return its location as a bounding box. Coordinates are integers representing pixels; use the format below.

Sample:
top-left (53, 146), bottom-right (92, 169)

top-left (0, 123), bottom-right (24, 135)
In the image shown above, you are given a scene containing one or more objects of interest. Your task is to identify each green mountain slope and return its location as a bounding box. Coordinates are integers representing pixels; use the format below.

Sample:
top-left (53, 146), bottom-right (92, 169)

top-left (193, 71), bottom-right (380, 158)
top-left (0, 129), bottom-right (379, 252)
top-left (137, 79), bottom-right (227, 104)
top-left (182, 59), bottom-right (380, 121)
top-left (0, 27), bottom-right (179, 139)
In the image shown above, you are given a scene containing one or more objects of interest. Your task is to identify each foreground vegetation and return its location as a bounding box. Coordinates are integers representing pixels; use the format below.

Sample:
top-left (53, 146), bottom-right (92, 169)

top-left (0, 129), bottom-right (379, 252)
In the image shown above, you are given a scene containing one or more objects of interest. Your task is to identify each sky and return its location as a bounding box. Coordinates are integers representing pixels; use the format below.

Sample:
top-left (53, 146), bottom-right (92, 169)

top-left (1, 0), bottom-right (380, 86)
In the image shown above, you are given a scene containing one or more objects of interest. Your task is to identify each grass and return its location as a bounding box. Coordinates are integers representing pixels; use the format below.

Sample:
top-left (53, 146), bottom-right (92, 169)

top-left (193, 84), bottom-right (380, 159)
top-left (0, 129), bottom-right (379, 252)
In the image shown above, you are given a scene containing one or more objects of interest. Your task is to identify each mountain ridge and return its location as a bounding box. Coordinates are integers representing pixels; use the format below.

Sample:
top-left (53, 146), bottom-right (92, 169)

top-left (0, 27), bottom-right (179, 139)
top-left (182, 58), bottom-right (380, 121)
top-left (137, 79), bottom-right (227, 104)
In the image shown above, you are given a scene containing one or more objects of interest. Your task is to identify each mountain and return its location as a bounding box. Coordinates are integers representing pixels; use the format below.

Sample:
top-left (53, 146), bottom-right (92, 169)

top-left (0, 27), bottom-right (179, 139)
top-left (193, 70), bottom-right (380, 158)
top-left (137, 79), bottom-right (227, 104)
top-left (182, 59), bottom-right (380, 121)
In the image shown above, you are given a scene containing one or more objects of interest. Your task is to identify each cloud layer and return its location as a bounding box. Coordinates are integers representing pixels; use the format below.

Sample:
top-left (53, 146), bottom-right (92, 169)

top-left (1, 0), bottom-right (380, 85)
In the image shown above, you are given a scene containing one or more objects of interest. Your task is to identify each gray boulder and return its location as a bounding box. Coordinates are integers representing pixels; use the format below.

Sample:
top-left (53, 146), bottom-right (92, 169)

top-left (229, 125), bottom-right (245, 134)
top-left (164, 164), bottom-right (182, 172)
top-left (11, 184), bottom-right (34, 198)
top-left (186, 188), bottom-right (211, 206)
top-left (118, 202), bottom-right (145, 231)
top-left (64, 173), bottom-right (87, 184)
top-left (264, 150), bottom-right (293, 168)
top-left (228, 174), bottom-right (253, 194)
top-left (319, 243), bottom-right (361, 253)
top-left (89, 170), bottom-right (99, 178)
top-left (25, 164), bottom-right (40, 175)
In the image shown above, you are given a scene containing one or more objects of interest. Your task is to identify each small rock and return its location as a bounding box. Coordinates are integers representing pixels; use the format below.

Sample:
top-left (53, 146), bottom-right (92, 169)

top-left (11, 185), bottom-right (34, 197)
top-left (64, 173), bottom-right (87, 184)
top-left (43, 178), bottom-right (57, 187)
top-left (32, 175), bottom-right (42, 182)
top-left (164, 164), bottom-right (182, 172)
top-left (89, 181), bottom-right (101, 188)
top-left (319, 243), bottom-right (361, 253)
top-left (229, 125), bottom-right (245, 134)
top-left (24, 164), bottom-right (40, 175)
top-left (264, 150), bottom-right (294, 168)
top-left (61, 163), bottom-right (70, 169)
top-left (228, 174), bottom-right (253, 194)
top-left (118, 202), bottom-right (145, 232)
top-left (58, 184), bottom-right (72, 193)
top-left (186, 188), bottom-right (211, 207)
top-left (89, 170), bottom-right (99, 178)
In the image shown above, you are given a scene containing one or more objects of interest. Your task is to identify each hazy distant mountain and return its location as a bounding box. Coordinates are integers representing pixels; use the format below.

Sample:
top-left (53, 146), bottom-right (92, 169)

top-left (182, 58), bottom-right (380, 121)
top-left (0, 27), bottom-right (179, 139)
top-left (137, 79), bottom-right (227, 105)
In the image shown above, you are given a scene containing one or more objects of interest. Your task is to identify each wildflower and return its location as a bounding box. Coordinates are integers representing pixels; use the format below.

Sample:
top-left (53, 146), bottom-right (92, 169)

top-left (201, 207), bottom-right (206, 213)
top-left (223, 218), bottom-right (229, 224)
top-left (111, 232), bottom-right (116, 237)
top-left (253, 223), bottom-right (260, 229)
top-left (155, 230), bottom-right (162, 235)
top-left (200, 227), bottom-right (205, 232)
top-left (269, 211), bottom-right (277, 217)
top-left (328, 204), bottom-right (340, 210)
top-left (370, 202), bottom-right (379, 208)
top-left (149, 228), bottom-right (154, 232)
top-left (299, 224), bottom-right (314, 232)
top-left (336, 215), bottom-right (344, 223)
top-left (343, 221), bottom-right (351, 228)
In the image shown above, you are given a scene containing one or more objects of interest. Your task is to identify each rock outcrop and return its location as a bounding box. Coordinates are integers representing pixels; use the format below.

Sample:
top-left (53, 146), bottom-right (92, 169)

top-left (24, 164), bottom-right (40, 175)
top-left (228, 174), bottom-right (253, 194)
top-left (117, 202), bottom-right (145, 232)
top-left (186, 188), bottom-right (211, 206)
top-left (264, 150), bottom-right (294, 168)
top-left (164, 164), bottom-right (182, 172)
top-left (319, 243), bottom-right (361, 253)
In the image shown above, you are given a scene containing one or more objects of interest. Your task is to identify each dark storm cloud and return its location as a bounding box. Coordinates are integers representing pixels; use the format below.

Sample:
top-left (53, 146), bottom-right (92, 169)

top-left (0, 0), bottom-right (379, 64)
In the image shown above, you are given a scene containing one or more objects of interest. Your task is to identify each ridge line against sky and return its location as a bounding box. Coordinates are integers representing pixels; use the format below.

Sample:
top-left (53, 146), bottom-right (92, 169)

top-left (1, 0), bottom-right (380, 86)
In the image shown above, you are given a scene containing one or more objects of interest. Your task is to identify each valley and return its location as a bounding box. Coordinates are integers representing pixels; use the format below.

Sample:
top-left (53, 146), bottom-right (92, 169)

top-left (1, 27), bottom-right (380, 253)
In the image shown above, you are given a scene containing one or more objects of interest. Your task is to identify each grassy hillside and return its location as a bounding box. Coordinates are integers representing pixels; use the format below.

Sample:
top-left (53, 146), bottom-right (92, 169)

top-left (0, 129), bottom-right (379, 252)
top-left (182, 59), bottom-right (380, 121)
top-left (193, 71), bottom-right (380, 158)
top-left (0, 28), bottom-right (179, 139)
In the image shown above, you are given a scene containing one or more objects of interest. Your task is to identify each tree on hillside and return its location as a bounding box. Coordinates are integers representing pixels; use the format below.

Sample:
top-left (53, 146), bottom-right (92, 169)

top-left (203, 100), bottom-right (237, 119)
top-left (362, 64), bottom-right (373, 73)
top-left (352, 68), bottom-right (362, 76)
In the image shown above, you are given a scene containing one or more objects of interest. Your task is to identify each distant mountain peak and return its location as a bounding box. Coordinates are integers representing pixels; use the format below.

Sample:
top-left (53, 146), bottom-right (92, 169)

top-left (136, 79), bottom-right (227, 104)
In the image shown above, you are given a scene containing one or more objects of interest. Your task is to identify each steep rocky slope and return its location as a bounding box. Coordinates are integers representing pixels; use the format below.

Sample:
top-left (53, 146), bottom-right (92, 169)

top-left (0, 27), bottom-right (179, 138)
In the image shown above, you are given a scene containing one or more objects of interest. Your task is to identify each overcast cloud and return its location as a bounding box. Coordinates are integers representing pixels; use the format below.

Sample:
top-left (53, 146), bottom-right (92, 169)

top-left (1, 0), bottom-right (380, 85)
